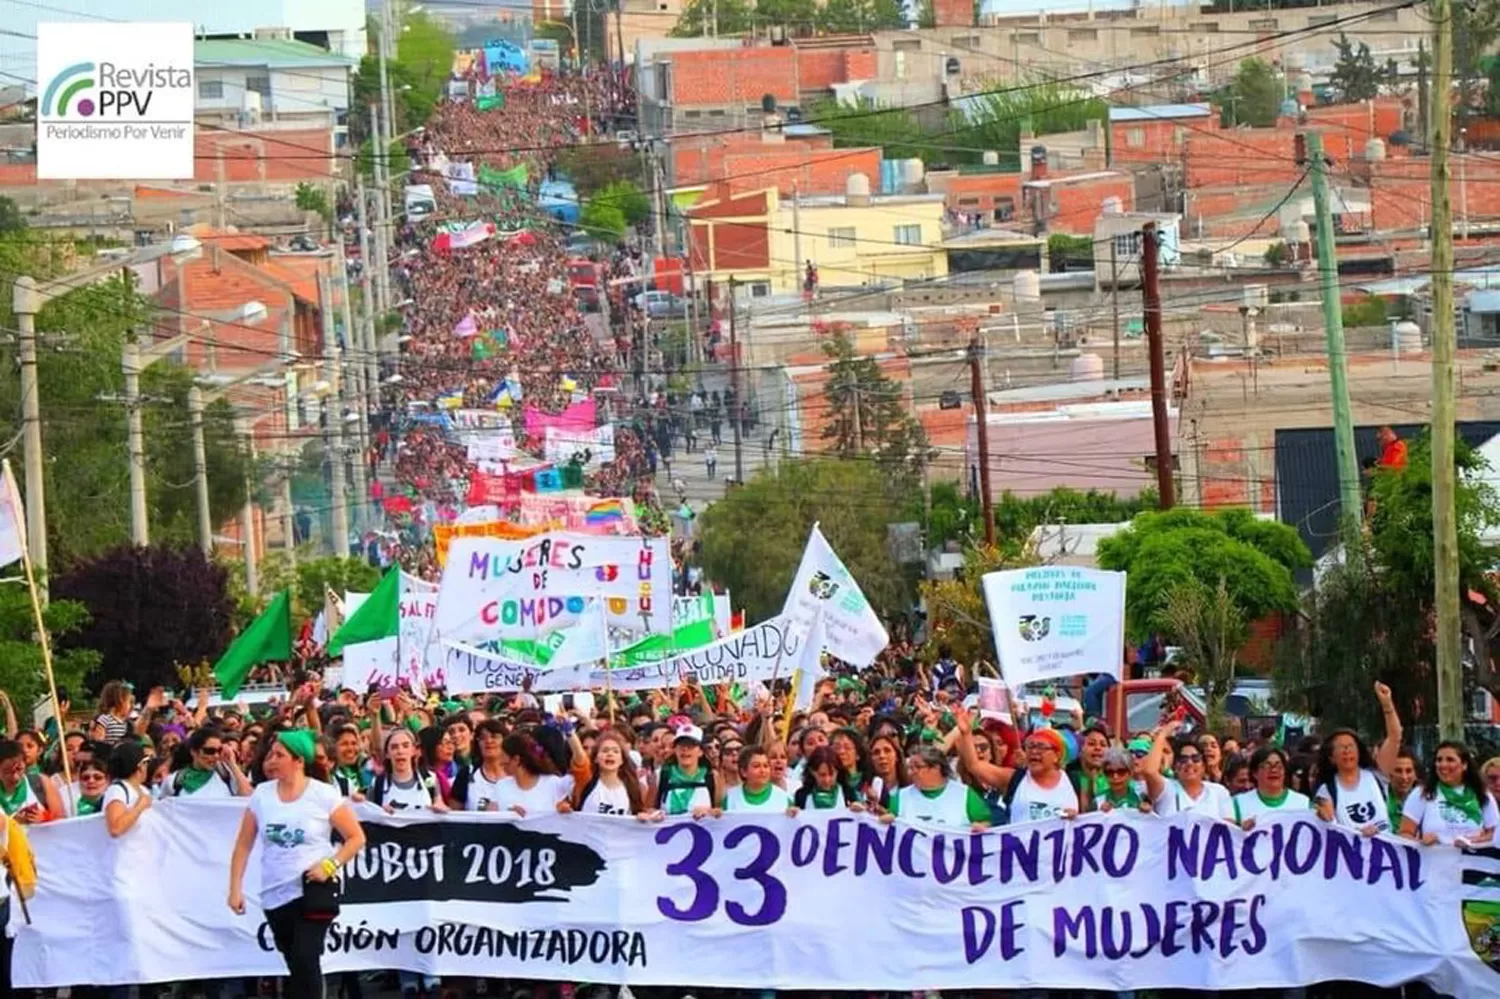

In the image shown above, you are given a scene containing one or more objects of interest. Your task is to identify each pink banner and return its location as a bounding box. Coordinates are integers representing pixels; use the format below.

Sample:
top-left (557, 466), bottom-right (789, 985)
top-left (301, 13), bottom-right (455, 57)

top-left (523, 398), bottom-right (596, 438)
top-left (516, 493), bottom-right (638, 534)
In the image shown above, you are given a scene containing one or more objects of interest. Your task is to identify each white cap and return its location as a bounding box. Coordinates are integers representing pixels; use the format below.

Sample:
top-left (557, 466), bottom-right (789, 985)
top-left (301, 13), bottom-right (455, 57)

top-left (673, 725), bottom-right (704, 745)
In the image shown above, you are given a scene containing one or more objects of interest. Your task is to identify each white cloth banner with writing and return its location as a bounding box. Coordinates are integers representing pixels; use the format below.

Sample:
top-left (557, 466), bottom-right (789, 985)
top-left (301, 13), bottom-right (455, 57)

top-left (781, 524), bottom-right (888, 668)
top-left (442, 615), bottom-right (802, 694)
top-left (981, 567), bottom-right (1127, 689)
top-left (436, 533), bottom-right (671, 641)
top-left (341, 574), bottom-right (442, 691)
top-left (11, 805), bottom-right (1499, 994)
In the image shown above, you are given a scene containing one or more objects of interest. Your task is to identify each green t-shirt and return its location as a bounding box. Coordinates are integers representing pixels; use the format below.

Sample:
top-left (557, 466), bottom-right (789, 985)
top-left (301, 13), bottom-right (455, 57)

top-left (888, 784), bottom-right (992, 824)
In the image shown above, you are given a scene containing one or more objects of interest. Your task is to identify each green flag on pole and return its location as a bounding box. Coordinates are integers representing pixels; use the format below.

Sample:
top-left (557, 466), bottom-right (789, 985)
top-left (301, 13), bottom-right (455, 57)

top-left (213, 591), bottom-right (293, 698)
top-left (329, 568), bottom-right (400, 657)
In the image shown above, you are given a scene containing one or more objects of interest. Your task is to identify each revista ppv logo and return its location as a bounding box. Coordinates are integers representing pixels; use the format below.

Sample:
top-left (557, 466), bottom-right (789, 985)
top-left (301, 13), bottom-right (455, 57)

top-left (41, 61), bottom-right (95, 117)
top-left (41, 59), bottom-right (189, 119)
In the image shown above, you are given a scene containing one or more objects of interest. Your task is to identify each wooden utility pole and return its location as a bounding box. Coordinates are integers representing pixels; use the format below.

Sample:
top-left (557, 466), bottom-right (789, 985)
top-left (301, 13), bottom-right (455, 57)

top-left (1141, 222), bottom-right (1175, 508)
top-left (1110, 240), bottom-right (1122, 380)
top-left (969, 336), bottom-right (995, 546)
top-left (728, 276), bottom-right (744, 485)
top-left (1431, 0), bottom-right (1463, 741)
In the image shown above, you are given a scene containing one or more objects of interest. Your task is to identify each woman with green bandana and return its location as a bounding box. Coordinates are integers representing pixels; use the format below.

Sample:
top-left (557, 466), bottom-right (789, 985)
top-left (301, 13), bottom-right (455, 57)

top-left (1232, 745), bottom-right (1311, 829)
top-left (71, 758), bottom-right (108, 817)
top-left (328, 723), bottom-right (369, 800)
top-left (228, 729), bottom-right (365, 999)
top-left (160, 727), bottom-right (249, 800)
top-left (884, 746), bottom-right (990, 831)
top-left (1093, 746), bottom-right (1154, 814)
top-left (726, 746), bottom-right (794, 814)
top-left (1400, 739), bottom-right (1499, 847)
top-left (792, 746), bottom-right (865, 813)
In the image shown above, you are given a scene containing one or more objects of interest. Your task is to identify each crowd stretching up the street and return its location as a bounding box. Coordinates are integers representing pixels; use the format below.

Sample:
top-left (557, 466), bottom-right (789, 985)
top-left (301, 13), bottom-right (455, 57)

top-left (0, 61), bottom-right (1491, 999)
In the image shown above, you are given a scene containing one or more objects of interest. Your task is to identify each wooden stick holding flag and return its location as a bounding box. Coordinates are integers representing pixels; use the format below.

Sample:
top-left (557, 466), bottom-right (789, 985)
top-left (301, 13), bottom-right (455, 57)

top-left (0, 460), bottom-right (70, 787)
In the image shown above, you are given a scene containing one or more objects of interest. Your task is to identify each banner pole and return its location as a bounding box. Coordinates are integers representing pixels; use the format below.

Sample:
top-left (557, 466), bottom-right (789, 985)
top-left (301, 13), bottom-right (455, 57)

top-left (780, 669), bottom-right (801, 744)
top-left (599, 597), bottom-right (616, 726)
top-left (6, 461), bottom-right (69, 788)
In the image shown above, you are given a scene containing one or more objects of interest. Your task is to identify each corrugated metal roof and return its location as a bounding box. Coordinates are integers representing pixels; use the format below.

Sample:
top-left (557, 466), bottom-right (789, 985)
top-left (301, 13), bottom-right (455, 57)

top-left (1469, 290), bottom-right (1500, 313)
top-left (1109, 103), bottom-right (1212, 122)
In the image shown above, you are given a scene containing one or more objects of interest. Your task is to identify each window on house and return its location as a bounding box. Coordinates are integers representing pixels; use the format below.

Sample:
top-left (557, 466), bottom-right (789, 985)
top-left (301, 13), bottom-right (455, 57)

top-left (708, 108), bottom-right (726, 117)
top-left (245, 73), bottom-right (271, 98)
top-left (683, 109), bottom-right (702, 119)
top-left (1112, 232), bottom-right (1142, 258)
top-left (952, 34), bottom-right (980, 47)
top-left (198, 78), bottom-right (224, 100)
top-left (1373, 8), bottom-right (1399, 20)
top-left (893, 39), bottom-right (921, 51)
top-left (1069, 29), bottom-right (1097, 42)
top-left (957, 197), bottom-right (981, 208)
top-left (1249, 17), bottom-right (1278, 30)
top-left (1193, 21), bottom-right (1219, 33)
top-left (828, 226), bottom-right (856, 249)
top-left (1013, 32), bottom-right (1040, 45)
top-left (1127, 127), bottom-right (1145, 148)
top-left (894, 224), bottom-right (922, 245)
top-left (749, 282), bottom-right (771, 298)
top-left (995, 197), bottom-right (1014, 221)
top-left (1129, 26), bottom-right (1159, 36)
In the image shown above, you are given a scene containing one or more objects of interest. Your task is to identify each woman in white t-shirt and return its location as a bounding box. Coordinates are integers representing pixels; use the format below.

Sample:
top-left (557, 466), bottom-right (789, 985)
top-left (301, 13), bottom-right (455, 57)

top-left (103, 741), bottom-right (153, 838)
top-left (1162, 735), bottom-right (1233, 820)
top-left (464, 719), bottom-right (510, 812)
top-left (490, 731), bottom-right (579, 817)
top-left (1400, 740), bottom-right (1499, 847)
top-left (727, 746), bottom-right (795, 814)
top-left (564, 732), bottom-right (645, 817)
top-left (1232, 746), bottom-right (1312, 828)
top-left (368, 729), bottom-right (449, 814)
top-left (1313, 682), bottom-right (1404, 835)
top-left (228, 730), bottom-right (365, 998)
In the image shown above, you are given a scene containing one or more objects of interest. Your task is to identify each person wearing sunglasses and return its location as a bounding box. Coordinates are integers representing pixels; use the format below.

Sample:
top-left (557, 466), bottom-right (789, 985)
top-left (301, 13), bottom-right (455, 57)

top-left (1232, 745), bottom-right (1311, 830)
top-left (159, 727), bottom-right (250, 800)
top-left (1151, 727), bottom-right (1233, 819)
top-left (71, 759), bottom-right (109, 817)
top-left (1092, 746), bottom-right (1154, 814)
top-left (1312, 683), bottom-right (1404, 835)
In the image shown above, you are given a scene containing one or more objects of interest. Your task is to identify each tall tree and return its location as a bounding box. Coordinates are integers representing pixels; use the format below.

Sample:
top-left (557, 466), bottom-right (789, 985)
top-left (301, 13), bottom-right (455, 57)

top-left (670, 0), bottom-right (754, 37)
top-left (1219, 58), bottom-right (1282, 128)
top-left (52, 544), bottom-right (235, 693)
top-left (819, 327), bottom-right (931, 486)
top-left (955, 81), bottom-right (1110, 168)
top-left (1330, 34), bottom-right (1383, 103)
top-left (697, 459), bottom-right (908, 626)
top-left (0, 578), bottom-right (97, 711)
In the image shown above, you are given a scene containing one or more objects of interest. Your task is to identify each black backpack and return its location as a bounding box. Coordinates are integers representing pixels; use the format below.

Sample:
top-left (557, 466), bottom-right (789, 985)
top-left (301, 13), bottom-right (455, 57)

top-left (1002, 767), bottom-right (1083, 815)
top-left (169, 765), bottom-right (234, 797)
top-left (368, 769), bottom-right (439, 808)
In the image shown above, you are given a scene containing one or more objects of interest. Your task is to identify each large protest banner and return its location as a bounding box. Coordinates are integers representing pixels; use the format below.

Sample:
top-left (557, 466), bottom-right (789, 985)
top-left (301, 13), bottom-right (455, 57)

top-left (437, 532), bottom-right (671, 641)
top-left (12, 805), bottom-right (1499, 992)
top-left (441, 614), bottom-right (800, 693)
top-left (981, 567), bottom-right (1126, 688)
top-left (432, 520), bottom-right (545, 567)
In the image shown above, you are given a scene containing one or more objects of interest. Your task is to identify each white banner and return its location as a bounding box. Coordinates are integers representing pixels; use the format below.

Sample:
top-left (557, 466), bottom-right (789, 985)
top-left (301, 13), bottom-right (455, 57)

top-left (981, 567), bottom-right (1126, 689)
top-left (440, 615), bottom-right (802, 693)
top-left (436, 533), bottom-right (671, 641)
top-left (466, 432), bottom-right (517, 467)
top-left (782, 524), bottom-right (888, 668)
top-left (340, 574), bottom-right (442, 692)
top-left (12, 804), bottom-right (1499, 994)
top-left (544, 424), bottom-right (616, 467)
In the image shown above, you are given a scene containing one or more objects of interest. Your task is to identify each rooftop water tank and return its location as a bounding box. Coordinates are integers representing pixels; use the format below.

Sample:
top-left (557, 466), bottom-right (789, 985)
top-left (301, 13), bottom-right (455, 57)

top-left (1101, 196), bottom-right (1123, 215)
top-left (982, 150), bottom-right (1000, 166)
top-left (899, 158), bottom-right (924, 186)
top-left (1014, 270), bottom-right (1041, 303)
top-left (1392, 320), bottom-right (1422, 354)
top-left (846, 172), bottom-right (871, 207)
top-left (1070, 352), bottom-right (1105, 382)
top-left (1365, 137), bottom-right (1387, 162)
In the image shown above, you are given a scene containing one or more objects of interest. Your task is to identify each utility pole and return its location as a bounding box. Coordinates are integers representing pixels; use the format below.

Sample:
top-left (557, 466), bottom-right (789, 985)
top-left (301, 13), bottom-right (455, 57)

top-left (378, 0), bottom-right (396, 176)
top-left (12, 277), bottom-right (47, 595)
top-left (280, 459), bottom-right (297, 569)
top-left (728, 276), bottom-right (743, 485)
top-left (792, 182), bottom-right (803, 295)
top-left (237, 416), bottom-right (259, 598)
top-left (122, 339), bottom-right (150, 546)
top-left (356, 173), bottom-right (383, 388)
top-left (338, 260), bottom-right (369, 533)
top-left (320, 274), bottom-right (351, 557)
top-left (188, 386), bottom-right (213, 556)
top-left (1141, 222), bottom-right (1176, 509)
top-left (969, 335), bottom-right (995, 546)
top-left (1109, 240), bottom-right (1121, 380)
top-left (1431, 0), bottom-right (1463, 741)
top-left (1306, 131), bottom-right (1362, 524)
top-left (369, 103), bottom-right (392, 318)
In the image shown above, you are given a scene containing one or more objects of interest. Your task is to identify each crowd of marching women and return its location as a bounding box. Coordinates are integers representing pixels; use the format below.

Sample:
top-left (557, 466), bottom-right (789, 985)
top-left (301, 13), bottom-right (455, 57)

top-left (0, 646), bottom-right (1491, 996)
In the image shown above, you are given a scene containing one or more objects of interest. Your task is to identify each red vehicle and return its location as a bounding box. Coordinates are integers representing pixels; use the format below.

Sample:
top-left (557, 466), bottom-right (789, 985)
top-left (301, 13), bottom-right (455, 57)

top-left (567, 257), bottom-right (600, 290)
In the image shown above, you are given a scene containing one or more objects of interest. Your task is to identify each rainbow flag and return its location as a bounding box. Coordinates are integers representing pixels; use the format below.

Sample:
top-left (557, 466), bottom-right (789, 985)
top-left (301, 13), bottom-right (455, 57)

top-left (584, 498), bottom-right (628, 527)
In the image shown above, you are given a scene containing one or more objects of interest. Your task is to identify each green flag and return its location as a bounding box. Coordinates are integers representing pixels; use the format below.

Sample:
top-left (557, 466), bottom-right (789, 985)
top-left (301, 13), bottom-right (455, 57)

top-left (476, 94), bottom-right (505, 112)
top-left (214, 591), bottom-right (292, 698)
top-left (329, 568), bottom-right (399, 656)
top-left (611, 595), bottom-right (717, 667)
top-left (479, 163), bottom-right (528, 191)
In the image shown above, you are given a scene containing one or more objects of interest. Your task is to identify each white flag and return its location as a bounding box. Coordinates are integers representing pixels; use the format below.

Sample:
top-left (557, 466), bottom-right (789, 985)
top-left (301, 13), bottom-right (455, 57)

top-left (792, 613), bottom-right (828, 712)
top-left (781, 524), bottom-right (888, 668)
top-left (0, 460), bottom-right (26, 569)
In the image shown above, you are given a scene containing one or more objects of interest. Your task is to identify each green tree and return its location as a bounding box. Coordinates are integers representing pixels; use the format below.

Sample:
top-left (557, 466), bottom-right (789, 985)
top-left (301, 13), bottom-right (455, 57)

top-left (698, 459), bottom-right (909, 625)
top-left (756, 0), bottom-right (820, 29)
top-left (0, 197), bottom-right (27, 235)
top-left (1095, 507), bottom-right (1310, 642)
top-left (920, 543), bottom-right (1033, 666)
top-left (1263, 241), bottom-right (1291, 267)
top-left (554, 143), bottom-right (645, 196)
top-left (1219, 59), bottom-right (1283, 128)
top-left (802, 97), bottom-right (942, 163)
top-left (0, 271), bottom-right (251, 564)
top-left (1162, 577), bottom-right (1247, 731)
top-left (957, 81), bottom-right (1109, 169)
top-left (0, 577), bottom-right (97, 711)
top-left (294, 182), bottom-right (334, 237)
top-left (357, 134), bottom-right (411, 181)
top-left (820, 327), bottom-right (931, 486)
top-left (580, 197), bottom-right (627, 241)
top-left (594, 180), bottom-right (651, 228)
top-left (670, 0), bottom-right (754, 37)
top-left (819, 0), bottom-right (906, 31)
top-left (1329, 34), bottom-right (1383, 103)
top-left (1455, 0), bottom-right (1500, 125)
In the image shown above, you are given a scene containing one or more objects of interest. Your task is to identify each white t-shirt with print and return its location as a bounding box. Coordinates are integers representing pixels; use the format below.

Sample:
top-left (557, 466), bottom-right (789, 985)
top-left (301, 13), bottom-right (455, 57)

top-left (465, 766), bottom-right (509, 812)
top-left (1232, 788), bottom-right (1312, 825)
top-left (379, 773), bottom-right (438, 812)
top-left (248, 779), bottom-right (344, 910)
top-left (579, 779), bottom-right (634, 816)
top-left (1009, 772), bottom-right (1080, 824)
top-left (101, 781), bottom-right (141, 813)
top-left (1314, 769), bottom-right (1390, 832)
top-left (1401, 785), bottom-right (1500, 845)
top-left (1171, 780), bottom-right (1235, 820)
top-left (490, 774), bottom-right (572, 816)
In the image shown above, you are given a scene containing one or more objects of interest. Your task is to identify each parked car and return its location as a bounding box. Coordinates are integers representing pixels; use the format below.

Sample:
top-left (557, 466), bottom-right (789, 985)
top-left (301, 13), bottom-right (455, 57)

top-left (637, 289), bottom-right (686, 319)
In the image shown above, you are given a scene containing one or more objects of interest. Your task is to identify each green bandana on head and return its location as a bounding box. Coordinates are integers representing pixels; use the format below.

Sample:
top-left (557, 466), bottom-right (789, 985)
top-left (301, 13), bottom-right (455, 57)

top-left (276, 729), bottom-right (317, 766)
